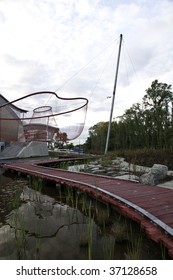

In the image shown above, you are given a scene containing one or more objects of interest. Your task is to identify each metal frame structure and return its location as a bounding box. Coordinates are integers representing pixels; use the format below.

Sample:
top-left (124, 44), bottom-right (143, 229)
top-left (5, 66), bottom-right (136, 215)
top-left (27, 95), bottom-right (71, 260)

top-left (0, 91), bottom-right (88, 143)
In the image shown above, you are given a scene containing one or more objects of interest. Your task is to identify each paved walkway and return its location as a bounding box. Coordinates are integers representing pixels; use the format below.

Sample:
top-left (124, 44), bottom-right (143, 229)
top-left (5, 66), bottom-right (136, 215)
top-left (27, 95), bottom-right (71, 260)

top-left (158, 180), bottom-right (173, 190)
top-left (3, 159), bottom-right (173, 258)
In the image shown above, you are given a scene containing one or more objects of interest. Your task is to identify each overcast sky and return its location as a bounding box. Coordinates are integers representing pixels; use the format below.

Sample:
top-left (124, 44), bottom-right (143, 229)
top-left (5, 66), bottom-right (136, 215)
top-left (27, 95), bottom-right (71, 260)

top-left (0, 0), bottom-right (173, 143)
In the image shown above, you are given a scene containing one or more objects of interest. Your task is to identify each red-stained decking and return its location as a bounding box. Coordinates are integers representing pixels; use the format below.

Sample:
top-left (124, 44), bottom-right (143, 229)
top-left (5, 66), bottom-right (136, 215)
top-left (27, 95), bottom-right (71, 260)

top-left (3, 159), bottom-right (173, 258)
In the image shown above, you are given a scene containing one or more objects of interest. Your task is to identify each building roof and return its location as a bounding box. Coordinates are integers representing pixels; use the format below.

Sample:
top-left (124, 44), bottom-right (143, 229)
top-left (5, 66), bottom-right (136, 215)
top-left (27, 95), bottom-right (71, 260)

top-left (0, 94), bottom-right (28, 113)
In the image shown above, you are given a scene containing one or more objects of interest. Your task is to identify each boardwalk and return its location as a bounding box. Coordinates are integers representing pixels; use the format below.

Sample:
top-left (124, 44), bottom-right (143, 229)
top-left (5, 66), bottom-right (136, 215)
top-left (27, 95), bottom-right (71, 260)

top-left (3, 159), bottom-right (173, 258)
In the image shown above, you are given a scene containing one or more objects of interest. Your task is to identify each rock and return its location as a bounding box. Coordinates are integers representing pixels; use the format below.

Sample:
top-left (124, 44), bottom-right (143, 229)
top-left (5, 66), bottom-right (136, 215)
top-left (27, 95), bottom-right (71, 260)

top-left (139, 173), bottom-right (159, 185)
top-left (129, 164), bottom-right (151, 173)
top-left (112, 157), bottom-right (125, 165)
top-left (87, 164), bottom-right (99, 169)
top-left (84, 158), bottom-right (171, 186)
top-left (106, 171), bottom-right (115, 175)
top-left (119, 162), bottom-right (129, 171)
top-left (139, 164), bottom-right (168, 185)
top-left (114, 174), bottom-right (139, 182)
top-left (106, 167), bottom-right (115, 171)
top-left (151, 164), bottom-right (168, 179)
top-left (168, 170), bottom-right (173, 176)
top-left (89, 167), bottom-right (100, 171)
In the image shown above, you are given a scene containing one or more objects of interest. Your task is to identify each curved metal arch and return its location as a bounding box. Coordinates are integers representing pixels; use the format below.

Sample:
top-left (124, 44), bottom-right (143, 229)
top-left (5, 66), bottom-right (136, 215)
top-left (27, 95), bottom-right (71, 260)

top-left (0, 91), bottom-right (88, 142)
top-left (0, 91), bottom-right (88, 121)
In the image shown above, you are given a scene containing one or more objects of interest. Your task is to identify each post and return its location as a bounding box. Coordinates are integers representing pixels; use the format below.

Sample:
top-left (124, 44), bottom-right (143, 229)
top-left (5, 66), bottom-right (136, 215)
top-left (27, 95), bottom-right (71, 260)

top-left (104, 34), bottom-right (123, 154)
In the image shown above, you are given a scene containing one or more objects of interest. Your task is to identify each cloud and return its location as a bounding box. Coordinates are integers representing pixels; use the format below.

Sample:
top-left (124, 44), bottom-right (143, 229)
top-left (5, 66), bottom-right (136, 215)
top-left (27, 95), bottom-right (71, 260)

top-left (0, 0), bottom-right (173, 143)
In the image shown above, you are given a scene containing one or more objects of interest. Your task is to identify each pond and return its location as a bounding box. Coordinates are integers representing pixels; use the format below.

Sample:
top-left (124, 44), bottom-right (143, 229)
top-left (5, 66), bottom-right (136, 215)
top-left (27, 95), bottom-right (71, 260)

top-left (0, 170), bottom-right (170, 260)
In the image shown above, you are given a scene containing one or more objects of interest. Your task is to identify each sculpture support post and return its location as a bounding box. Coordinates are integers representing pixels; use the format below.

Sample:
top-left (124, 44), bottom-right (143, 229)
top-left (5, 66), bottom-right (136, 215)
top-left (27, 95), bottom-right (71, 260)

top-left (104, 34), bottom-right (123, 155)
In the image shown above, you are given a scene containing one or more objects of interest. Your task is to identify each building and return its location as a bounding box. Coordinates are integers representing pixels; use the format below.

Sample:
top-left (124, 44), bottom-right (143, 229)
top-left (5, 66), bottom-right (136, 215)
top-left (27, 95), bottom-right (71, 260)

top-left (0, 94), bottom-right (48, 157)
top-left (0, 94), bottom-right (27, 146)
top-left (0, 93), bottom-right (74, 158)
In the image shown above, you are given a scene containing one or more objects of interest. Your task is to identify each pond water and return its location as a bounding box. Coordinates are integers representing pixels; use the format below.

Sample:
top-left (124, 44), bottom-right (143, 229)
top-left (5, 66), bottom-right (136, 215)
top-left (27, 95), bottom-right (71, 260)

top-left (0, 170), bottom-right (170, 260)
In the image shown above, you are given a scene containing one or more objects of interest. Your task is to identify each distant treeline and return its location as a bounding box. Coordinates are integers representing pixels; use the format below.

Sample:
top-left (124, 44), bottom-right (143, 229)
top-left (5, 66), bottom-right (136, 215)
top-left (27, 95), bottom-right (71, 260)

top-left (84, 80), bottom-right (173, 153)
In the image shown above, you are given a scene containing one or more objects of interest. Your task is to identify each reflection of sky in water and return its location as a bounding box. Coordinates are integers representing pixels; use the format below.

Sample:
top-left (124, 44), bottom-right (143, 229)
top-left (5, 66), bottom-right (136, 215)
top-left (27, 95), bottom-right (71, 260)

top-left (0, 177), bottom-right (111, 260)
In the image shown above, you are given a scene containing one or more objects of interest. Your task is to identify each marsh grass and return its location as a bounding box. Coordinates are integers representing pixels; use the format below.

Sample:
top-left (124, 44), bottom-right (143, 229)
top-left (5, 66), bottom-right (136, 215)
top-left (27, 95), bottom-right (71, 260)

top-left (6, 176), bottom-right (45, 259)
top-left (160, 242), bottom-right (167, 260)
top-left (79, 233), bottom-right (89, 248)
top-left (87, 201), bottom-right (94, 260)
top-left (34, 223), bottom-right (41, 260)
top-left (116, 148), bottom-right (173, 170)
top-left (28, 176), bottom-right (43, 197)
top-left (59, 161), bottom-right (69, 170)
top-left (111, 222), bottom-right (128, 243)
top-left (102, 235), bottom-right (115, 260)
top-left (13, 210), bottom-right (27, 259)
top-left (124, 226), bottom-right (142, 260)
top-left (95, 206), bottom-right (110, 227)
top-left (78, 200), bottom-right (95, 258)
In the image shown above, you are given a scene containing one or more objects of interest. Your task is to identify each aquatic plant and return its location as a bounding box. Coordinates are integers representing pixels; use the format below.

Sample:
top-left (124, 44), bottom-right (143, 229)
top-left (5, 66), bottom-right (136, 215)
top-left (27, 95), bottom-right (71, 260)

top-left (79, 234), bottom-right (89, 248)
top-left (87, 201), bottom-right (94, 260)
top-left (95, 207), bottom-right (110, 227)
top-left (125, 227), bottom-right (142, 260)
top-left (28, 175), bottom-right (43, 200)
top-left (111, 222), bottom-right (128, 243)
top-left (13, 209), bottom-right (27, 259)
top-left (102, 235), bottom-right (115, 260)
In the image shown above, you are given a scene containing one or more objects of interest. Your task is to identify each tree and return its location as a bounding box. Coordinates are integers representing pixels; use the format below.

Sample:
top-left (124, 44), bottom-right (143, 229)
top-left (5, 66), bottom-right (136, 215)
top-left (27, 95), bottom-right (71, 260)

top-left (85, 122), bottom-right (108, 153)
top-left (142, 80), bottom-right (172, 148)
top-left (85, 80), bottom-right (173, 152)
top-left (119, 103), bottom-right (145, 149)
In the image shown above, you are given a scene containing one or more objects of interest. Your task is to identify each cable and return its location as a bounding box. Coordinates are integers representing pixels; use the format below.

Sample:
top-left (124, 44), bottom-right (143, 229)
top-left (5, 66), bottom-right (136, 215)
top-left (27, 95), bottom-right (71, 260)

top-left (123, 39), bottom-right (142, 88)
top-left (53, 37), bottom-right (119, 93)
top-left (88, 41), bottom-right (119, 101)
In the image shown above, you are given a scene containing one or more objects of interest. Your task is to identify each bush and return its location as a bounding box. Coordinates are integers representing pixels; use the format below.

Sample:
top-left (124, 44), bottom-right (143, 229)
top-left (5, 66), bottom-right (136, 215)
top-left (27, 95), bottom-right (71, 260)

top-left (118, 148), bottom-right (173, 170)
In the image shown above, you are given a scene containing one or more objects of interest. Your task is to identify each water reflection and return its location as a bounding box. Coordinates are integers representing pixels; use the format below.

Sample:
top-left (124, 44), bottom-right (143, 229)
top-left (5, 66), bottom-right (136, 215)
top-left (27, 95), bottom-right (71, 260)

top-left (67, 164), bottom-right (86, 172)
top-left (0, 172), bottom-right (169, 260)
top-left (0, 175), bottom-right (110, 259)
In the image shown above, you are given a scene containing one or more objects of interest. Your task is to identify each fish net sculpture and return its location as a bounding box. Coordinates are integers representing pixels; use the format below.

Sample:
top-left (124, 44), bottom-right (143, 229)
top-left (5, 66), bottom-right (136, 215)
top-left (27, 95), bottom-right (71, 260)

top-left (0, 91), bottom-right (88, 143)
